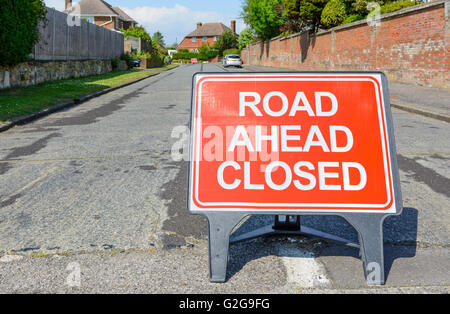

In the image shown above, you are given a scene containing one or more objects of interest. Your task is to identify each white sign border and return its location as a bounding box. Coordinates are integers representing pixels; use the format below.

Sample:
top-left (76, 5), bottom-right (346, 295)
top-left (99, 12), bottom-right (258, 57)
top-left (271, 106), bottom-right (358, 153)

top-left (188, 73), bottom-right (398, 214)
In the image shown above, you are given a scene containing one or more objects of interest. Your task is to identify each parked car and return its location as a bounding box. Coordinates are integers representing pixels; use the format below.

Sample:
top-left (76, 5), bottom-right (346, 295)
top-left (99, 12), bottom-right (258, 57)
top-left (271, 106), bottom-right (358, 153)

top-left (132, 58), bottom-right (141, 68)
top-left (223, 54), bottom-right (242, 68)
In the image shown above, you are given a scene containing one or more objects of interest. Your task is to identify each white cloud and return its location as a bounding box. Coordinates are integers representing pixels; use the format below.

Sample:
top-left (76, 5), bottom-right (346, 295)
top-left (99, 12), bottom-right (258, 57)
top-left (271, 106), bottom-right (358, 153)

top-left (122, 4), bottom-right (245, 46)
top-left (43, 0), bottom-right (66, 11)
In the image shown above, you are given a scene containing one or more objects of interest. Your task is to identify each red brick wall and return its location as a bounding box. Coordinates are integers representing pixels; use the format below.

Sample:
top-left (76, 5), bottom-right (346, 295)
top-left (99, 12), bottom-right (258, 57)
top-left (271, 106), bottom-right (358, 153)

top-left (178, 36), bottom-right (217, 51)
top-left (94, 16), bottom-right (116, 30)
top-left (242, 1), bottom-right (449, 89)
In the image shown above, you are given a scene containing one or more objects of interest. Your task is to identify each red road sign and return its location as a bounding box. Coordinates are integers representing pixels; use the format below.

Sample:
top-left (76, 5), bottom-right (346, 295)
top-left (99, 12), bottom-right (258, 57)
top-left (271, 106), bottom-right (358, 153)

top-left (188, 73), bottom-right (401, 214)
top-left (191, 58), bottom-right (198, 64)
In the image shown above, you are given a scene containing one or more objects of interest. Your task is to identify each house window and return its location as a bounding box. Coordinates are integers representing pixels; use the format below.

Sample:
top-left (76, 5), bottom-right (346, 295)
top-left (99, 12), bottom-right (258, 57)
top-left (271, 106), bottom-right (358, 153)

top-left (203, 36), bottom-right (208, 42)
top-left (192, 37), bottom-right (196, 42)
top-left (213, 36), bottom-right (217, 42)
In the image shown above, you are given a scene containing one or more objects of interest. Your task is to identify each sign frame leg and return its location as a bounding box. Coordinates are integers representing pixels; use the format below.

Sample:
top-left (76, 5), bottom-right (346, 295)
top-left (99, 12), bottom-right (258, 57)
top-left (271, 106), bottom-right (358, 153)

top-left (204, 212), bottom-right (248, 283)
top-left (341, 214), bottom-right (387, 286)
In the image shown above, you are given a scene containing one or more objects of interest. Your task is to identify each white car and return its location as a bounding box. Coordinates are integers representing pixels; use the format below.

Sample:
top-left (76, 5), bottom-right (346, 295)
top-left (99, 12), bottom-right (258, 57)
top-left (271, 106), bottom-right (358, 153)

top-left (223, 54), bottom-right (243, 68)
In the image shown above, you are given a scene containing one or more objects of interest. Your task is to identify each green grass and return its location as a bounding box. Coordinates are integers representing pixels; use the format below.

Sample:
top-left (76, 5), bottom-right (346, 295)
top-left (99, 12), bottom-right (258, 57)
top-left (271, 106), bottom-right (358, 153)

top-left (0, 70), bottom-right (156, 123)
top-left (148, 64), bottom-right (179, 71)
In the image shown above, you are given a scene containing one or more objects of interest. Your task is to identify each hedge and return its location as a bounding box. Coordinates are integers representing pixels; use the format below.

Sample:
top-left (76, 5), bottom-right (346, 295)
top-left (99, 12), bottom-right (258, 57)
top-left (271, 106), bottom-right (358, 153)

top-left (0, 0), bottom-right (47, 66)
top-left (379, 1), bottom-right (416, 15)
top-left (222, 48), bottom-right (241, 56)
top-left (172, 49), bottom-right (219, 61)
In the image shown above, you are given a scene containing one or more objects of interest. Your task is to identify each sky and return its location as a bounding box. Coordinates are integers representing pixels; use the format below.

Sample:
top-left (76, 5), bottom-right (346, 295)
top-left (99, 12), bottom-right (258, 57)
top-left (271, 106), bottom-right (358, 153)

top-left (44, 0), bottom-right (246, 46)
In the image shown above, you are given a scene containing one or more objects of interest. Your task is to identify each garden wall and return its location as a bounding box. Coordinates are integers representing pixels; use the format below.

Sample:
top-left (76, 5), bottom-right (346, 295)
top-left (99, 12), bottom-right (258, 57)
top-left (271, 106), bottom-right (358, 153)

top-left (0, 60), bottom-right (112, 89)
top-left (241, 1), bottom-right (449, 89)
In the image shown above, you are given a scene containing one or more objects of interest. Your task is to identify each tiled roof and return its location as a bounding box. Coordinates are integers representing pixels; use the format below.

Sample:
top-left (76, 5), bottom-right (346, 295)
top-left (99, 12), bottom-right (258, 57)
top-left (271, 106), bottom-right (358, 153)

top-left (112, 7), bottom-right (137, 23)
top-left (186, 23), bottom-right (231, 37)
top-left (64, 0), bottom-right (137, 23)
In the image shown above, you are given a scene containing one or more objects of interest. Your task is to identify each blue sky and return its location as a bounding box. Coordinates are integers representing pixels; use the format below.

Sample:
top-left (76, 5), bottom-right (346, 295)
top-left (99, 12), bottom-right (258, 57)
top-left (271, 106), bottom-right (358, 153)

top-left (44, 0), bottom-right (246, 46)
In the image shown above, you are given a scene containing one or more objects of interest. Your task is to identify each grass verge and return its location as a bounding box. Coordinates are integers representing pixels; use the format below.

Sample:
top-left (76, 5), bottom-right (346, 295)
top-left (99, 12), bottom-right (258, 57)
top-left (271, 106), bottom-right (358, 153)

top-left (0, 70), bottom-right (156, 123)
top-left (148, 64), bottom-right (179, 71)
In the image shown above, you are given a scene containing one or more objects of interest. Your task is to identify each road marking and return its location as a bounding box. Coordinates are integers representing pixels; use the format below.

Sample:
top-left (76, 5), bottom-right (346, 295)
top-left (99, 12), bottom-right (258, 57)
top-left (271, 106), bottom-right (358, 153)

top-left (279, 245), bottom-right (331, 288)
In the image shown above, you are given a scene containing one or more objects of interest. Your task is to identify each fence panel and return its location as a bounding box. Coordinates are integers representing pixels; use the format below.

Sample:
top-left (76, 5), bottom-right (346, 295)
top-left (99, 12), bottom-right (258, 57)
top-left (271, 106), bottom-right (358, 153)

top-left (33, 7), bottom-right (124, 61)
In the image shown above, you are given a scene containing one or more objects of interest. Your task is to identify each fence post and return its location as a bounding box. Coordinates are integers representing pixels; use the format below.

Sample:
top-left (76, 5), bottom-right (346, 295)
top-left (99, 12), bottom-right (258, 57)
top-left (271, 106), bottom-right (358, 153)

top-left (52, 7), bottom-right (56, 61)
top-left (67, 16), bottom-right (69, 61)
top-left (87, 22), bottom-right (90, 60)
top-left (79, 22), bottom-right (81, 60)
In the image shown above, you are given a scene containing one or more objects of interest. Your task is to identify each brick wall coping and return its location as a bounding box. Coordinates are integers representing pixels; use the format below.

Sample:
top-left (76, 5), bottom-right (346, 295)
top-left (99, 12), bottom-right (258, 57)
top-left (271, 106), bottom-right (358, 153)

top-left (248, 0), bottom-right (447, 44)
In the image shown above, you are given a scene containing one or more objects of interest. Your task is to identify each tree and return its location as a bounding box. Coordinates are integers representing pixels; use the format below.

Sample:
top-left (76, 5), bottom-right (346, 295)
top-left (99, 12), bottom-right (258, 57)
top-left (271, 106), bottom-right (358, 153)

top-left (280, 0), bottom-right (329, 33)
top-left (122, 26), bottom-right (151, 42)
top-left (242, 0), bottom-right (284, 41)
top-left (321, 0), bottom-right (347, 28)
top-left (152, 31), bottom-right (165, 47)
top-left (0, 0), bottom-right (47, 66)
top-left (238, 28), bottom-right (255, 49)
top-left (214, 30), bottom-right (239, 54)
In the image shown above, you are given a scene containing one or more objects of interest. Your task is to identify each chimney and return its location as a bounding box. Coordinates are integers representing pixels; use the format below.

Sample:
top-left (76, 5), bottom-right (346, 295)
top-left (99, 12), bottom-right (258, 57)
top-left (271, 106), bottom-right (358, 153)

top-left (231, 20), bottom-right (236, 33)
top-left (65, 0), bottom-right (72, 10)
top-left (197, 22), bottom-right (202, 29)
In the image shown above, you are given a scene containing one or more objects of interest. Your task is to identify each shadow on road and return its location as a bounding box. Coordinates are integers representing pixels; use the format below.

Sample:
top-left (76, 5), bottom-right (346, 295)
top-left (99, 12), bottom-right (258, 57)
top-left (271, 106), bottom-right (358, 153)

top-left (227, 207), bottom-right (418, 282)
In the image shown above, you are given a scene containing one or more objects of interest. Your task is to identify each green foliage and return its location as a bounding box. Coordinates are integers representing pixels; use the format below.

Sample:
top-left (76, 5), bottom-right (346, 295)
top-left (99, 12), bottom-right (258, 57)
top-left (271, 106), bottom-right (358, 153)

top-left (238, 28), bottom-right (255, 49)
top-left (131, 51), bottom-right (152, 59)
top-left (171, 49), bottom-right (219, 61)
top-left (379, 1), bottom-right (415, 14)
top-left (351, 0), bottom-right (384, 16)
top-left (321, 0), bottom-right (347, 28)
top-left (110, 58), bottom-right (119, 70)
top-left (122, 26), bottom-right (152, 42)
top-left (147, 51), bottom-right (164, 67)
top-left (214, 30), bottom-right (239, 54)
top-left (342, 13), bottom-right (365, 24)
top-left (242, 0), bottom-right (284, 41)
top-left (223, 48), bottom-right (241, 56)
top-left (120, 53), bottom-right (134, 69)
top-left (178, 49), bottom-right (189, 53)
top-left (0, 0), bottom-right (47, 66)
top-left (152, 31), bottom-right (165, 47)
top-left (198, 43), bottom-right (212, 55)
top-left (281, 0), bottom-right (329, 33)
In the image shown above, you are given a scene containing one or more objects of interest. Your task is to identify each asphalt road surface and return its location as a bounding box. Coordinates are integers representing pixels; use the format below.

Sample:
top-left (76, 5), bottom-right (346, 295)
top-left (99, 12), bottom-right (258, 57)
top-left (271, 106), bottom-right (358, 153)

top-left (0, 64), bottom-right (448, 293)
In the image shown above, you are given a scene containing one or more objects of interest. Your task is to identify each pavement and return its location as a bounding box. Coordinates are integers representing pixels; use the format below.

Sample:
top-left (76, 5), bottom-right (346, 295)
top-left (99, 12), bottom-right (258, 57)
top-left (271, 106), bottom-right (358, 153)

top-left (0, 64), bottom-right (448, 293)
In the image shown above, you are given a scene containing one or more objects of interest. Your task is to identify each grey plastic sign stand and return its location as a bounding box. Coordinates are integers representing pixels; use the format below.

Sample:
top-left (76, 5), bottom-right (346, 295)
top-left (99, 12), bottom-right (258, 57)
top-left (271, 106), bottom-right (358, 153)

top-left (188, 72), bottom-right (403, 286)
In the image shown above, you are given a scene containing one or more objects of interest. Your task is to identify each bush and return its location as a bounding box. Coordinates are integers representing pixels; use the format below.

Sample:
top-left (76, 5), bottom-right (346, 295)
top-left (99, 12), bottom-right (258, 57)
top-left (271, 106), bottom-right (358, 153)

top-left (379, 1), bottom-right (416, 15)
top-left (321, 0), bottom-right (347, 28)
top-left (111, 58), bottom-right (119, 70)
top-left (172, 49), bottom-right (219, 61)
top-left (0, 0), bottom-right (47, 66)
top-left (122, 26), bottom-right (151, 42)
top-left (342, 14), bottom-right (365, 25)
top-left (147, 52), bottom-right (164, 67)
top-left (120, 53), bottom-right (134, 69)
top-left (223, 48), bottom-right (241, 56)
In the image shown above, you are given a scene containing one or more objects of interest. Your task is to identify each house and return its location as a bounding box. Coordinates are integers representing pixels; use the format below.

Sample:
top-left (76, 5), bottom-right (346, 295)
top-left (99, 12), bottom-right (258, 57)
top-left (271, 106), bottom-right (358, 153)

top-left (64, 0), bottom-right (138, 31)
top-left (177, 21), bottom-right (236, 52)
